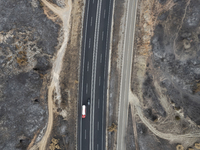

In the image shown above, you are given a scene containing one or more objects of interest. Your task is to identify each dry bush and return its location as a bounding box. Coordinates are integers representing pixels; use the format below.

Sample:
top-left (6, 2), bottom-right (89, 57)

top-left (16, 51), bottom-right (27, 66)
top-left (195, 143), bottom-right (200, 149)
top-left (108, 123), bottom-right (117, 132)
top-left (176, 144), bottom-right (184, 150)
top-left (49, 138), bottom-right (61, 150)
top-left (193, 82), bottom-right (200, 93)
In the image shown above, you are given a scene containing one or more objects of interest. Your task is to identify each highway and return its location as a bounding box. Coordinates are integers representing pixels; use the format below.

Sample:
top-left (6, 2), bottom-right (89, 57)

top-left (78, 0), bottom-right (113, 150)
top-left (116, 0), bottom-right (138, 150)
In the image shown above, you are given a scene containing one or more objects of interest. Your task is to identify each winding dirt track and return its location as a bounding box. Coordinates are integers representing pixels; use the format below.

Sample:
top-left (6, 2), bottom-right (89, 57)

top-left (129, 91), bottom-right (200, 146)
top-left (30, 0), bottom-right (72, 150)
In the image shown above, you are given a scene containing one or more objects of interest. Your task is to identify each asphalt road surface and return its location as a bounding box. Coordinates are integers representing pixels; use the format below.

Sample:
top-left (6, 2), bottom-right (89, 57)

top-left (78, 0), bottom-right (113, 150)
top-left (116, 0), bottom-right (138, 150)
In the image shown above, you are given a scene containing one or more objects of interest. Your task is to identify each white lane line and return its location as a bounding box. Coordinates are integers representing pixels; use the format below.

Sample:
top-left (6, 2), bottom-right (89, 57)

top-left (100, 53), bottom-right (102, 63)
top-left (97, 121), bottom-right (99, 130)
top-left (85, 129), bottom-right (86, 139)
top-left (99, 76), bottom-right (101, 86)
top-left (102, 31), bottom-right (104, 41)
top-left (91, 0), bottom-right (103, 149)
top-left (97, 144), bottom-right (99, 150)
top-left (80, 0), bottom-right (90, 149)
top-left (87, 61), bottom-right (89, 71)
top-left (98, 99), bottom-right (100, 109)
top-left (93, 0), bottom-right (95, 4)
top-left (90, 17), bottom-right (93, 26)
top-left (89, 38), bottom-right (91, 48)
top-left (104, 9), bottom-right (106, 18)
top-left (86, 83), bottom-right (88, 94)
top-left (102, 0), bottom-right (112, 149)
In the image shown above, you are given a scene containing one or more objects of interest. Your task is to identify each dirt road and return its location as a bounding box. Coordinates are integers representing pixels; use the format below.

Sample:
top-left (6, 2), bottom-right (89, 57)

top-left (129, 91), bottom-right (200, 147)
top-left (29, 0), bottom-right (72, 149)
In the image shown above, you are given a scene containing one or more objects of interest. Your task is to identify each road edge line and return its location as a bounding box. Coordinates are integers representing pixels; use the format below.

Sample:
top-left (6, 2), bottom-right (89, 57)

top-left (91, 0), bottom-right (102, 149)
top-left (79, 0), bottom-right (90, 149)
top-left (103, 0), bottom-right (115, 149)
top-left (116, 0), bottom-right (131, 149)
top-left (127, 0), bottom-right (139, 149)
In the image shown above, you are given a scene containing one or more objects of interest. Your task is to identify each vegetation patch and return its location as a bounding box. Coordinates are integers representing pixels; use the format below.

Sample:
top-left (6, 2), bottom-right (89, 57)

top-left (49, 138), bottom-right (61, 150)
top-left (108, 123), bottom-right (117, 133)
top-left (16, 51), bottom-right (27, 66)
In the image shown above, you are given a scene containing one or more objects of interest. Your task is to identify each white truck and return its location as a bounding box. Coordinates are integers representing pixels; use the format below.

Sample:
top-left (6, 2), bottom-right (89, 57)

top-left (82, 105), bottom-right (86, 118)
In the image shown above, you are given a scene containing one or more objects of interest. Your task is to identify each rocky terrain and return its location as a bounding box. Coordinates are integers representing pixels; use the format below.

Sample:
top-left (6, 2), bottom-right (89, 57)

top-left (129, 0), bottom-right (200, 149)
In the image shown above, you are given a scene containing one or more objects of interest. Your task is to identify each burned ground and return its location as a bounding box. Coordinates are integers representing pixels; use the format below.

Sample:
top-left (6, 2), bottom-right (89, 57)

top-left (0, 0), bottom-right (62, 149)
top-left (0, 0), bottom-right (60, 149)
top-left (148, 0), bottom-right (200, 125)
top-left (129, 0), bottom-right (200, 149)
top-left (136, 121), bottom-right (176, 150)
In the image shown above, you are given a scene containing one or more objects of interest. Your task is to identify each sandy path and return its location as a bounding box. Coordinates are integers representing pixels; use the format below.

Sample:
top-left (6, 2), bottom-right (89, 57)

top-left (29, 0), bottom-right (72, 150)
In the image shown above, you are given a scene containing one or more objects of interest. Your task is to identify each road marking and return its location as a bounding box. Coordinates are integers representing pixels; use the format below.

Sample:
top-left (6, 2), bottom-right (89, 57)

top-left (86, 83), bottom-right (88, 94)
top-left (100, 53), bottom-right (102, 63)
top-left (89, 38), bottom-right (91, 48)
top-left (90, 17), bottom-right (93, 26)
top-left (97, 144), bottom-right (99, 150)
top-left (122, 1), bottom-right (136, 149)
top-left (80, 0), bottom-right (90, 149)
top-left (97, 121), bottom-right (99, 130)
top-left (102, 31), bottom-right (104, 41)
top-left (102, 0), bottom-right (112, 149)
top-left (104, 9), bottom-right (106, 18)
top-left (99, 76), bottom-right (101, 86)
top-left (87, 61), bottom-right (89, 71)
top-left (116, 0), bottom-right (138, 150)
top-left (93, 0), bottom-right (94, 4)
top-left (85, 129), bottom-right (86, 139)
top-left (91, 0), bottom-right (103, 149)
top-left (98, 99), bottom-right (100, 109)
top-left (117, 0), bottom-right (131, 148)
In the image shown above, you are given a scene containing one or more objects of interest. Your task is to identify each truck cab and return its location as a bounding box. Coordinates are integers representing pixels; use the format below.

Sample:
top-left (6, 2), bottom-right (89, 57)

top-left (82, 105), bottom-right (86, 118)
